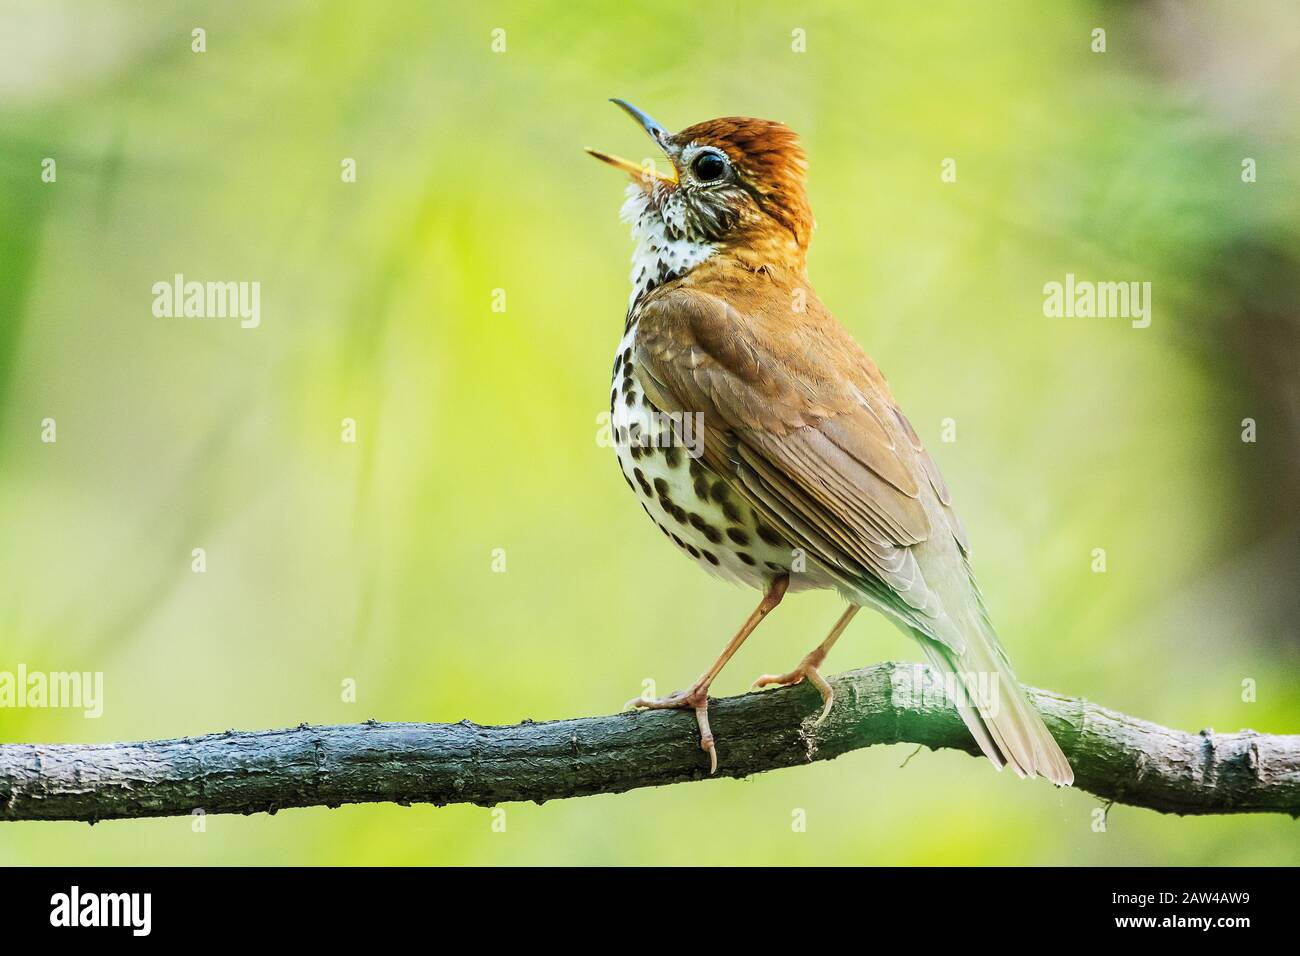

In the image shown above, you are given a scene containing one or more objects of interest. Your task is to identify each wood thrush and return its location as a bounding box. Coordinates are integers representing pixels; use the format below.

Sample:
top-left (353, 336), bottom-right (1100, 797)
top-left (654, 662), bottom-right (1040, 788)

top-left (588, 100), bottom-right (1073, 786)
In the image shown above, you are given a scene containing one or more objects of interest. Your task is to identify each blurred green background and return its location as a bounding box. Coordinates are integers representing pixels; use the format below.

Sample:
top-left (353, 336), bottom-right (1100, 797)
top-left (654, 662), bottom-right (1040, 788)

top-left (2, 0), bottom-right (1298, 865)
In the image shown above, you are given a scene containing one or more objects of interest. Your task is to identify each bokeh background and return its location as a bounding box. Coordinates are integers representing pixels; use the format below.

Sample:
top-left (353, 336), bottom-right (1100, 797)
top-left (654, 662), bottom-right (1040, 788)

top-left (2, 0), bottom-right (1298, 865)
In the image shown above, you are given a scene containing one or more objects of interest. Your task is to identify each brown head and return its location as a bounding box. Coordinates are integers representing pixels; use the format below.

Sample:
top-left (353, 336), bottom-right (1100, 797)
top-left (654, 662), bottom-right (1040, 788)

top-left (587, 100), bottom-right (813, 266)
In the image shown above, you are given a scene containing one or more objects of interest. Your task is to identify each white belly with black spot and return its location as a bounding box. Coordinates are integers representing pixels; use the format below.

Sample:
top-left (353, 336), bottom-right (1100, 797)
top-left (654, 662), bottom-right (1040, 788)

top-left (610, 323), bottom-right (796, 591)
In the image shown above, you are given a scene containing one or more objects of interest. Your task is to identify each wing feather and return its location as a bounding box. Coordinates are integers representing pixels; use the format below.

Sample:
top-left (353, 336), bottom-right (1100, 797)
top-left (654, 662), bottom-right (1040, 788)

top-left (635, 286), bottom-right (950, 628)
top-left (633, 283), bottom-right (1072, 785)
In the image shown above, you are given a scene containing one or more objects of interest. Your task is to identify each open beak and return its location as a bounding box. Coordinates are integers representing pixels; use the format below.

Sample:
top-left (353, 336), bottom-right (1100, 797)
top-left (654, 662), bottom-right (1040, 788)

top-left (585, 98), bottom-right (678, 185)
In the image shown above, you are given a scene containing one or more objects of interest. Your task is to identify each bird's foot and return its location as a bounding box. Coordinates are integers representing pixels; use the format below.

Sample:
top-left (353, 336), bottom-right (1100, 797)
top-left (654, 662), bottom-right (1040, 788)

top-left (751, 649), bottom-right (834, 725)
top-left (625, 681), bottom-right (719, 773)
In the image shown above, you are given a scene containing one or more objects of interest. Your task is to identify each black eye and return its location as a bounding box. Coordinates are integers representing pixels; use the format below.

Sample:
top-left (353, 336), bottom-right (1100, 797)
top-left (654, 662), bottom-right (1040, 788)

top-left (692, 151), bottom-right (727, 182)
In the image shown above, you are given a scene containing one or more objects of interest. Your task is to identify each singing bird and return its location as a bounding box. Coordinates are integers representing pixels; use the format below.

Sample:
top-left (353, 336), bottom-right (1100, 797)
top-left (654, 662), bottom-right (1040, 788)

top-left (589, 100), bottom-right (1073, 786)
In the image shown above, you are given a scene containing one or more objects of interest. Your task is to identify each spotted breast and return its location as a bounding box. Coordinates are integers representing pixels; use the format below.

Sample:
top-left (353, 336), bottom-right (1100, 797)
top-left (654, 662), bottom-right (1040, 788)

top-left (609, 185), bottom-right (797, 590)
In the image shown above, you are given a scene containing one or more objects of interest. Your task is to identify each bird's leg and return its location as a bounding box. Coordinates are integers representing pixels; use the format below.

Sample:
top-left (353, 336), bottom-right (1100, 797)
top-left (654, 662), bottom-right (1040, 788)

top-left (626, 574), bottom-right (789, 773)
top-left (752, 604), bottom-right (861, 725)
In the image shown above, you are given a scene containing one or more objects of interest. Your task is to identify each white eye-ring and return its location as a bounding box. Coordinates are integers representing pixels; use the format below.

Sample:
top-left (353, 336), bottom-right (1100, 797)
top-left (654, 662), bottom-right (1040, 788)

top-left (690, 149), bottom-right (729, 183)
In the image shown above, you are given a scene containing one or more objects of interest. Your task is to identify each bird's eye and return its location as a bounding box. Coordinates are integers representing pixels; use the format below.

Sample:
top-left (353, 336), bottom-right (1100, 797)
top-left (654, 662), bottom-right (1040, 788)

top-left (692, 151), bottom-right (727, 182)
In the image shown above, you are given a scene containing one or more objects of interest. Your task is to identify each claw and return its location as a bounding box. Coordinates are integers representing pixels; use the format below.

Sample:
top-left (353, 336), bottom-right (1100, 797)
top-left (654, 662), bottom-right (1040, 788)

top-left (693, 698), bottom-right (718, 774)
top-left (751, 670), bottom-right (803, 691)
top-left (750, 654), bottom-right (835, 725)
top-left (625, 683), bottom-right (719, 773)
top-left (806, 668), bottom-right (835, 725)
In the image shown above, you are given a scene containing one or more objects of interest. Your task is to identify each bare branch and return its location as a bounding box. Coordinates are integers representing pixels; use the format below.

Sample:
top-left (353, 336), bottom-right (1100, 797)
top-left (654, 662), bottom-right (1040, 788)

top-left (2, 663), bottom-right (1296, 822)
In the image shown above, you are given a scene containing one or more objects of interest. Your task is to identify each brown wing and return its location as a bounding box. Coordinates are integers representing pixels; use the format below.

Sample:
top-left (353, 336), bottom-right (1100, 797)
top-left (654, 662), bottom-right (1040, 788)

top-left (635, 283), bottom-right (1075, 784)
top-left (634, 284), bottom-right (963, 631)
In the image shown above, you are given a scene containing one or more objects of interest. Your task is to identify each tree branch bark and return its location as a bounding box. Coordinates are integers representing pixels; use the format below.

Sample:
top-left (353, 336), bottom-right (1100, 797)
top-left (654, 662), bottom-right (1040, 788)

top-left (1, 663), bottom-right (1296, 822)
